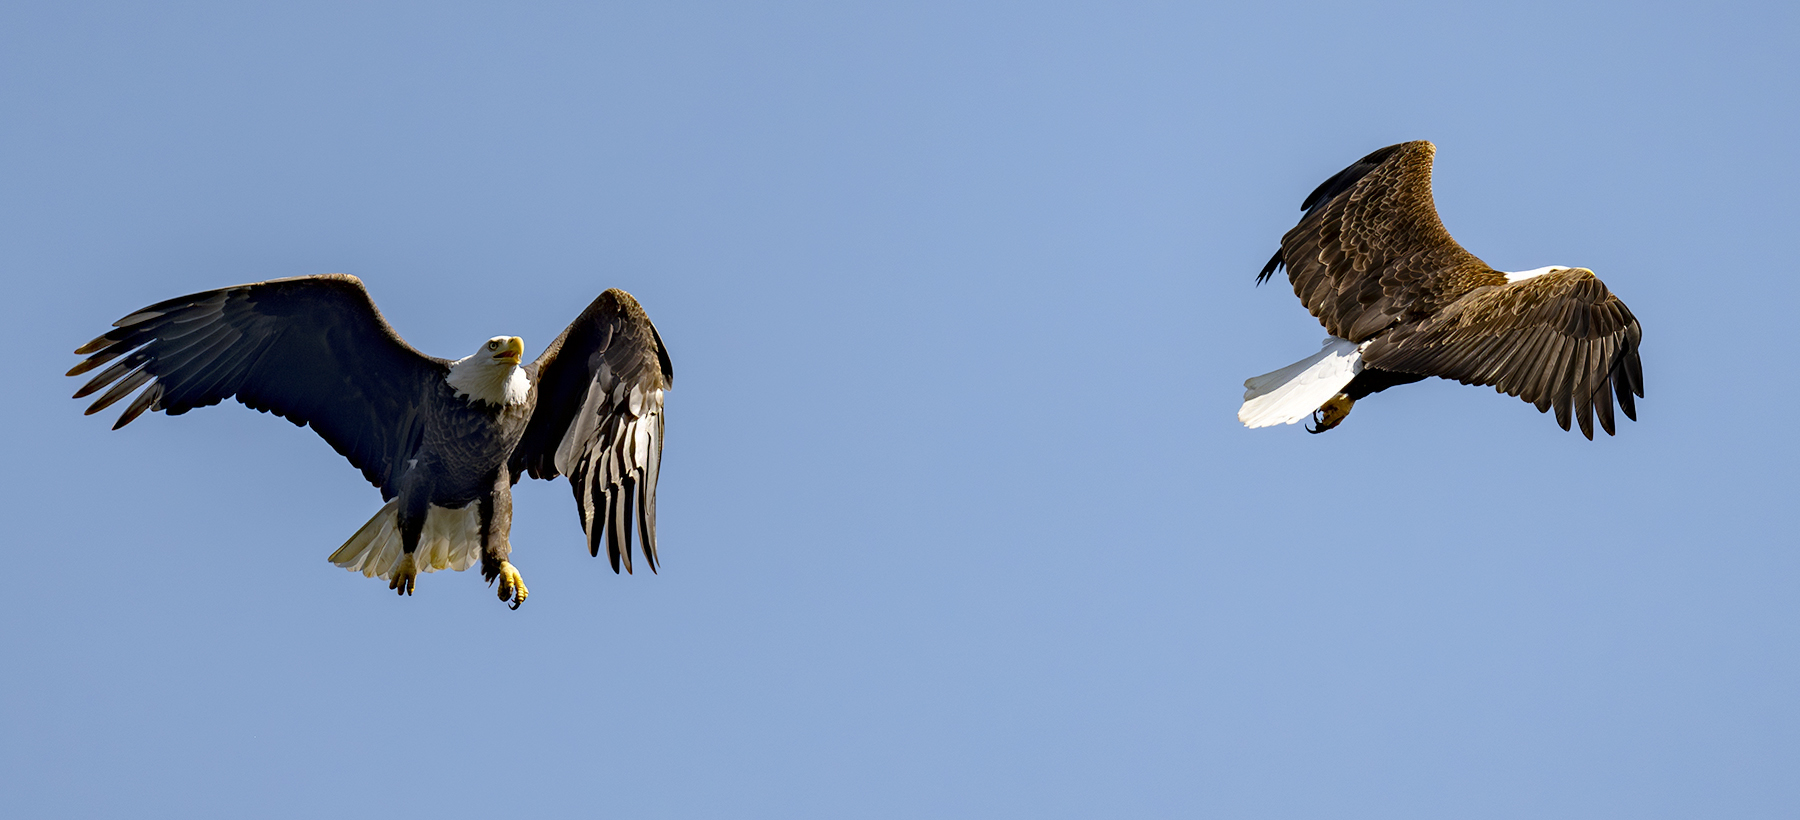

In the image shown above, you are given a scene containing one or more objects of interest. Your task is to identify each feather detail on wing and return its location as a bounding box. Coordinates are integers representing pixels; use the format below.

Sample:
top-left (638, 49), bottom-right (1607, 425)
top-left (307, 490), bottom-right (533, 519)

top-left (511, 289), bottom-right (672, 574)
top-left (67, 274), bottom-right (447, 496)
top-left (1361, 268), bottom-right (1644, 438)
top-left (1260, 141), bottom-right (1497, 342)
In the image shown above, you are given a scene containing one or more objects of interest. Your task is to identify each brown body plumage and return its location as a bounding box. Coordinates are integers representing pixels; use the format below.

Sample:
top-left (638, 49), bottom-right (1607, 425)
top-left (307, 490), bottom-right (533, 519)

top-left (1248, 141), bottom-right (1643, 438)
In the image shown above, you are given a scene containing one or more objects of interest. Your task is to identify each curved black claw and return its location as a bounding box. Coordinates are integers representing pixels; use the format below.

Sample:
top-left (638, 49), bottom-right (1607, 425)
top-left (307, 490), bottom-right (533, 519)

top-left (1306, 395), bottom-right (1354, 434)
top-left (490, 561), bottom-right (529, 610)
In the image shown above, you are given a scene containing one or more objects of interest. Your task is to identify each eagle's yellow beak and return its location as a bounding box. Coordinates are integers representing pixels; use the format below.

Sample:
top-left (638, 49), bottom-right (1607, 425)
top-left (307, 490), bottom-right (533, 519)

top-left (493, 336), bottom-right (524, 364)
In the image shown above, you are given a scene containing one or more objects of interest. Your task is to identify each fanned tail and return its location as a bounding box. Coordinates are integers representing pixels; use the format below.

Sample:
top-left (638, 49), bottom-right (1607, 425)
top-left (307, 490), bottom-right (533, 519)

top-left (328, 501), bottom-right (484, 580)
top-left (1238, 337), bottom-right (1365, 428)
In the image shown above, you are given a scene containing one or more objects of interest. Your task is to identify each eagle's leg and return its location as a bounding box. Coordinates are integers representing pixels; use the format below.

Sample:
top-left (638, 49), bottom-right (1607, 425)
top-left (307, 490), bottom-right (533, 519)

top-left (1306, 394), bottom-right (1356, 434)
top-left (389, 494), bottom-right (428, 596)
top-left (478, 476), bottom-right (529, 610)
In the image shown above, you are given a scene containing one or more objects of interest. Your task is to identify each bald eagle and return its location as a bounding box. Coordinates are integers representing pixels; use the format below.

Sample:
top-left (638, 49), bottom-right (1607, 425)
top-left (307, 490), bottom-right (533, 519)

top-left (68, 275), bottom-right (672, 609)
top-left (1240, 141), bottom-right (1644, 439)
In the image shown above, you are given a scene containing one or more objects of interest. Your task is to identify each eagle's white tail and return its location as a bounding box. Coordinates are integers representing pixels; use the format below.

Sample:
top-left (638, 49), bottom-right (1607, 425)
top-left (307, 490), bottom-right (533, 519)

top-left (1238, 337), bottom-right (1365, 428)
top-left (328, 501), bottom-right (484, 580)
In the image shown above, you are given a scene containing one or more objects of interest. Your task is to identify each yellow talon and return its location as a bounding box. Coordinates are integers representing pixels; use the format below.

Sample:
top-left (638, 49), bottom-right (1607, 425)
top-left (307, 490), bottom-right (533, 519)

top-left (389, 554), bottom-right (418, 596)
top-left (495, 561), bottom-right (529, 610)
top-left (1307, 393), bottom-right (1355, 434)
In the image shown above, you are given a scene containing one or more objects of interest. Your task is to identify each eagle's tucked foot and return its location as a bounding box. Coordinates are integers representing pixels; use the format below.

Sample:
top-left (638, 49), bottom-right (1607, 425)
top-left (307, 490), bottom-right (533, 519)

top-left (1307, 394), bottom-right (1355, 434)
top-left (491, 561), bottom-right (529, 610)
top-left (389, 554), bottom-right (418, 596)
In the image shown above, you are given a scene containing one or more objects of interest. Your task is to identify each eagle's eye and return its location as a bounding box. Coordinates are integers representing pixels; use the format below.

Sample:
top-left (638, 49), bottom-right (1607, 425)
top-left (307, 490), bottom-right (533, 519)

top-left (488, 341), bottom-right (499, 350)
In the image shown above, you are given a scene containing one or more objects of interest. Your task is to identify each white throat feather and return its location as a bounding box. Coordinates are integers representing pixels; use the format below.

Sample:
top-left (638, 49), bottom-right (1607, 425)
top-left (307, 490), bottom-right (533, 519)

top-left (446, 356), bottom-right (529, 406)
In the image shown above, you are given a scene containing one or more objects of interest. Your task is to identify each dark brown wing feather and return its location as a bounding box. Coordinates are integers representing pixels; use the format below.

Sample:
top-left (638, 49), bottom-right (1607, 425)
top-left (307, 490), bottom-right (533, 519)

top-left (1362, 268), bottom-right (1644, 438)
top-left (68, 274), bottom-right (448, 496)
top-left (511, 289), bottom-right (671, 574)
top-left (1260, 141), bottom-right (1499, 342)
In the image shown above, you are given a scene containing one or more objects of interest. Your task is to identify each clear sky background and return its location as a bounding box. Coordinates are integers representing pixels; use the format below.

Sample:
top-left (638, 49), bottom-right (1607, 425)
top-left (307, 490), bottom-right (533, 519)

top-left (3, 1), bottom-right (1796, 817)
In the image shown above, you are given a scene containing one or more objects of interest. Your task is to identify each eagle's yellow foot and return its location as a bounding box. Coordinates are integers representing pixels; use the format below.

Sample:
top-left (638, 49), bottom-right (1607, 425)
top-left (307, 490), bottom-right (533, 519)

top-left (389, 554), bottom-right (418, 596)
top-left (1307, 394), bottom-right (1355, 434)
top-left (492, 561), bottom-right (529, 610)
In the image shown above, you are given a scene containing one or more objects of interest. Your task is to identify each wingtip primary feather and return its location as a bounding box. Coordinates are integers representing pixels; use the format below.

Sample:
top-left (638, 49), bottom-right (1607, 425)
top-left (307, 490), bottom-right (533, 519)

top-left (86, 367), bottom-right (154, 417)
top-left (113, 382), bottom-right (164, 429)
top-left (66, 356), bottom-right (107, 378)
top-left (113, 310), bottom-right (165, 329)
top-left (636, 479), bottom-right (659, 575)
top-left (73, 334), bottom-right (116, 356)
top-left (1255, 249), bottom-right (1283, 286)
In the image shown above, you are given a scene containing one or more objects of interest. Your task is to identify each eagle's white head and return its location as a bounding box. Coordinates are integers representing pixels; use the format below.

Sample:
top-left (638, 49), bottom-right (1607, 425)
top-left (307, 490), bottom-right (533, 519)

top-left (446, 335), bottom-right (530, 406)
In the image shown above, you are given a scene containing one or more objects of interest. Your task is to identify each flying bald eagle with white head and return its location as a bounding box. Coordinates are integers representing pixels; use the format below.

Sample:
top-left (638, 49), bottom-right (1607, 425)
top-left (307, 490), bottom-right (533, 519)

top-left (1240, 141), bottom-right (1643, 439)
top-left (69, 275), bottom-right (672, 609)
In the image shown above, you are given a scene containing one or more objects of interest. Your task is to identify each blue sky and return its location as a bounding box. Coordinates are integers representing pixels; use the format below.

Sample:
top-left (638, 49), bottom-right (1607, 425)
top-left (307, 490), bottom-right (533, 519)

top-left (3, 1), bottom-right (1797, 817)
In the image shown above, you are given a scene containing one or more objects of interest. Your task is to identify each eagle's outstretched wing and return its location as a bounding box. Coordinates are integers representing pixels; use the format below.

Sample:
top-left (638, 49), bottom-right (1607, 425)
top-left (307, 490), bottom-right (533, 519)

top-left (1363, 268), bottom-right (1644, 439)
top-left (1258, 141), bottom-right (1645, 437)
top-left (1259, 140), bottom-right (1498, 342)
top-left (511, 289), bottom-right (671, 574)
top-left (68, 274), bottom-right (448, 497)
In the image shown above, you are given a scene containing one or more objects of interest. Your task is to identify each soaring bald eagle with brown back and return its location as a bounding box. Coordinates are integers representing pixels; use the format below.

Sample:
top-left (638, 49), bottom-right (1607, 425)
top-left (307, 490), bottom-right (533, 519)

top-left (68, 275), bottom-right (672, 609)
top-left (1240, 141), bottom-right (1643, 439)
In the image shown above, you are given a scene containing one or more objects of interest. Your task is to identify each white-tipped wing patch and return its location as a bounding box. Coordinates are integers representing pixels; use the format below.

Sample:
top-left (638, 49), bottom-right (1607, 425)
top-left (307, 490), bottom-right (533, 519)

top-left (553, 360), bottom-right (613, 477)
top-left (562, 382), bottom-right (666, 560)
top-left (328, 501), bottom-right (483, 580)
top-left (1502, 265), bottom-right (1564, 284)
top-left (510, 289), bottom-right (670, 574)
top-left (1238, 337), bottom-right (1365, 428)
